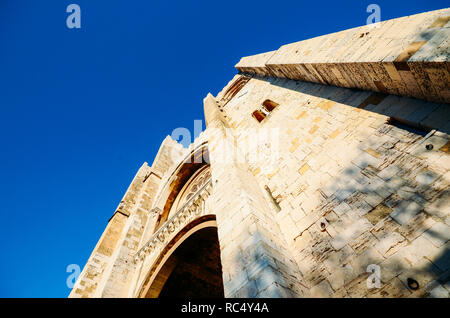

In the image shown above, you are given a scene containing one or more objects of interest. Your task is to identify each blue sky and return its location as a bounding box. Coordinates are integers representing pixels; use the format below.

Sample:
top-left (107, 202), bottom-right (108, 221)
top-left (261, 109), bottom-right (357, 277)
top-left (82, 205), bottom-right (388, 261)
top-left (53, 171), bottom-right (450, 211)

top-left (0, 0), bottom-right (447, 298)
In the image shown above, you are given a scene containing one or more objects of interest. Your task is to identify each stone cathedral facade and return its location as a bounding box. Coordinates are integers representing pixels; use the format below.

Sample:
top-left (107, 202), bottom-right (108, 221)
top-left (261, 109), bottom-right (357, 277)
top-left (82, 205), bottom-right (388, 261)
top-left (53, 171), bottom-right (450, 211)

top-left (70, 8), bottom-right (450, 298)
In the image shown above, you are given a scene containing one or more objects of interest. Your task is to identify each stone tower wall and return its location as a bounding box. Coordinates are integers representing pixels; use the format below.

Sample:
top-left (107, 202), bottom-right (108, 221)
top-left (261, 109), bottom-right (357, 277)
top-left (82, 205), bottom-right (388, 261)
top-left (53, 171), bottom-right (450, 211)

top-left (214, 73), bottom-right (449, 297)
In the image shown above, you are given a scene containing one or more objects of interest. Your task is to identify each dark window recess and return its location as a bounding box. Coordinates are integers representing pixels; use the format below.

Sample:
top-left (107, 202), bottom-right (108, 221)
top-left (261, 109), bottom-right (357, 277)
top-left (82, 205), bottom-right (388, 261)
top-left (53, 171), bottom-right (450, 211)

top-left (262, 99), bottom-right (279, 112)
top-left (387, 117), bottom-right (432, 137)
top-left (153, 214), bottom-right (162, 233)
top-left (252, 99), bottom-right (279, 123)
top-left (252, 110), bottom-right (266, 123)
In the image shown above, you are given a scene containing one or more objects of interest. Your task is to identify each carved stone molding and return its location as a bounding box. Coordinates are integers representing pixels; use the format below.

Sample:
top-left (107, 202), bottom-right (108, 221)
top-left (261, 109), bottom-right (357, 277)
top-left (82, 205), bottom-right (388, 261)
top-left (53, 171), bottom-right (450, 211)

top-left (134, 178), bottom-right (212, 264)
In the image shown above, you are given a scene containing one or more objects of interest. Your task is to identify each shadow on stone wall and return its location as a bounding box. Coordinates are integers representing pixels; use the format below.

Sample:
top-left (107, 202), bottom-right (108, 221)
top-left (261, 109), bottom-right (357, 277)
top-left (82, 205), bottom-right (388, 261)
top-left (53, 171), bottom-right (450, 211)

top-left (243, 76), bottom-right (449, 297)
top-left (226, 220), bottom-right (309, 298)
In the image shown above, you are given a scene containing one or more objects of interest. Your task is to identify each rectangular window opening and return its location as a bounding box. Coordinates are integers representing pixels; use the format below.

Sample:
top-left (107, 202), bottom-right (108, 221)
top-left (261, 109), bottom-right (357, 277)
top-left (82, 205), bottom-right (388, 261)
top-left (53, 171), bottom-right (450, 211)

top-left (252, 110), bottom-right (266, 123)
top-left (262, 99), bottom-right (279, 112)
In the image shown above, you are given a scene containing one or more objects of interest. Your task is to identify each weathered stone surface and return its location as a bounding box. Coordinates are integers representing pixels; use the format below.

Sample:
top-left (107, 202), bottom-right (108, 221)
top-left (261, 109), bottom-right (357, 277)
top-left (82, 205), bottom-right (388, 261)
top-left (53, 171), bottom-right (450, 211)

top-left (397, 258), bottom-right (440, 295)
top-left (397, 212), bottom-right (436, 241)
top-left (390, 200), bottom-right (423, 225)
top-left (423, 222), bottom-right (450, 247)
top-left (374, 232), bottom-right (407, 257)
top-left (367, 277), bottom-right (412, 298)
top-left (365, 204), bottom-right (393, 225)
top-left (309, 279), bottom-right (334, 298)
top-left (331, 218), bottom-right (373, 250)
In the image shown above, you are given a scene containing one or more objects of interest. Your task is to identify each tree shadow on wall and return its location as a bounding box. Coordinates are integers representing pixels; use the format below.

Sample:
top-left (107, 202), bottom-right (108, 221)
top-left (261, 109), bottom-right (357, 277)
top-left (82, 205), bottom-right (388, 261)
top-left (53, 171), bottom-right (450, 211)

top-left (233, 76), bottom-right (450, 297)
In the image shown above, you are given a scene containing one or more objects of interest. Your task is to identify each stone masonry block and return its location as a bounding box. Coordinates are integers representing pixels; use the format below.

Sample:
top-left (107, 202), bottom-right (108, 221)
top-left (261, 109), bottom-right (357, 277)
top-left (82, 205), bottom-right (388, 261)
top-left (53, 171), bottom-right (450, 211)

top-left (374, 232), bottom-right (407, 257)
top-left (398, 236), bottom-right (440, 266)
top-left (365, 203), bottom-right (393, 225)
top-left (331, 218), bottom-right (373, 250)
top-left (390, 200), bottom-right (423, 225)
top-left (422, 222), bottom-right (450, 247)
top-left (309, 279), bottom-right (334, 297)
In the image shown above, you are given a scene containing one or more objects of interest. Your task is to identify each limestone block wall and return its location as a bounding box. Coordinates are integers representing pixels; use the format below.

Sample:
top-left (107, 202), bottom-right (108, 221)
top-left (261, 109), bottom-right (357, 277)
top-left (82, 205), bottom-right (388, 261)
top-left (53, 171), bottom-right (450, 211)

top-left (217, 74), bottom-right (450, 297)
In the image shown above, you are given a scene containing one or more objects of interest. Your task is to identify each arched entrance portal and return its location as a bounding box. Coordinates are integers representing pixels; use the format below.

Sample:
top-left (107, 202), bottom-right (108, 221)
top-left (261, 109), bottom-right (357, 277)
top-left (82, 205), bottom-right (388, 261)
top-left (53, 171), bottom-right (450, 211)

top-left (143, 225), bottom-right (224, 298)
